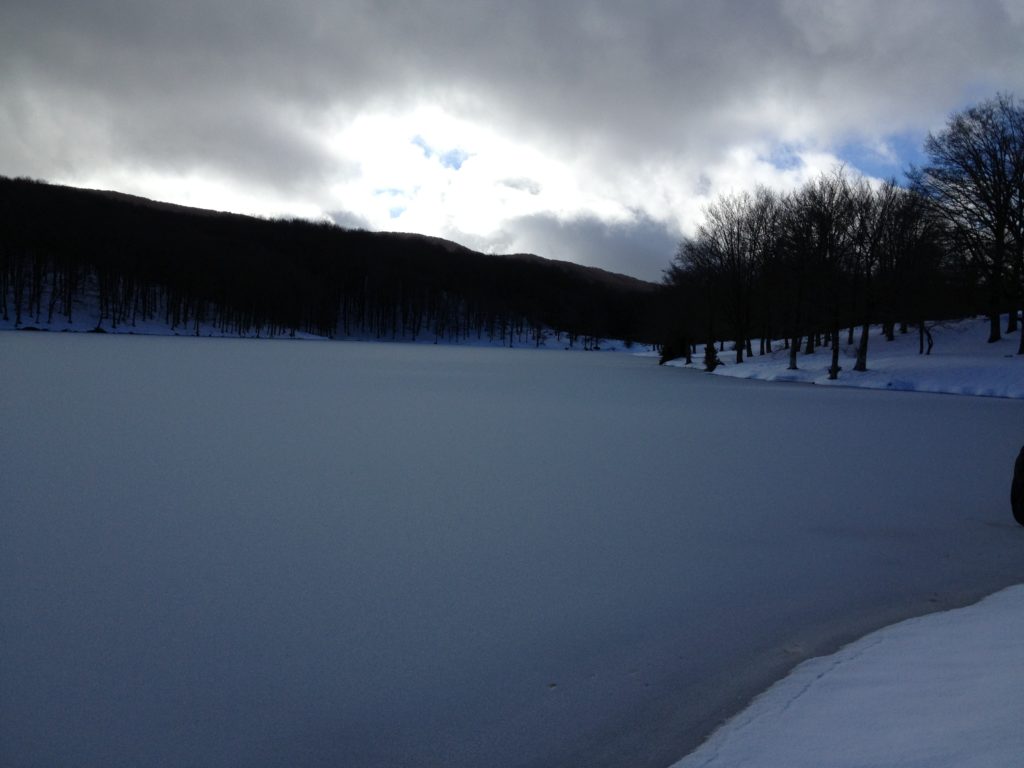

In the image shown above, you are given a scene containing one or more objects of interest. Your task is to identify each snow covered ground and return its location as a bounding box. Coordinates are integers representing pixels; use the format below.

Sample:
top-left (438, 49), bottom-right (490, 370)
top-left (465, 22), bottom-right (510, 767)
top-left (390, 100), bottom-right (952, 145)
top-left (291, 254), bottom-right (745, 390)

top-left (2, 324), bottom-right (1022, 767)
top-left (672, 585), bottom-right (1024, 768)
top-left (0, 290), bottom-right (651, 352)
top-left (664, 315), bottom-right (1024, 399)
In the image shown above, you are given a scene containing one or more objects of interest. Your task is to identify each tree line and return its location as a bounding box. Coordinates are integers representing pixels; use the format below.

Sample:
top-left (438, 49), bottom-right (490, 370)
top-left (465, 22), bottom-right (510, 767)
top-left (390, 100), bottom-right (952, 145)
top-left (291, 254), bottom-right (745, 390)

top-left (0, 177), bottom-right (660, 347)
top-left (662, 93), bottom-right (1024, 374)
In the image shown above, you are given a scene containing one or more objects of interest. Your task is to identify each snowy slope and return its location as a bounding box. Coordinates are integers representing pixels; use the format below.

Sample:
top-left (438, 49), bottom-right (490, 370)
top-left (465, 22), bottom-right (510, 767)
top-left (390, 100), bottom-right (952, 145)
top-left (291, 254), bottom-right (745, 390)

top-left (664, 316), bottom-right (1024, 399)
top-left (671, 585), bottom-right (1024, 768)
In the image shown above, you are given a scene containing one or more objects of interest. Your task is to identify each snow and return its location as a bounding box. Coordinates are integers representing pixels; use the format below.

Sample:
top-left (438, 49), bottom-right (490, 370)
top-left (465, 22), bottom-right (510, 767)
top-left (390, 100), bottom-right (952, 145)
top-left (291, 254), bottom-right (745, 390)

top-left (0, 286), bottom-right (653, 352)
top-left (665, 316), bottom-right (1024, 399)
top-left (658, 316), bottom-right (1024, 767)
top-left (2, 328), bottom-right (1023, 767)
top-left (672, 585), bottom-right (1024, 768)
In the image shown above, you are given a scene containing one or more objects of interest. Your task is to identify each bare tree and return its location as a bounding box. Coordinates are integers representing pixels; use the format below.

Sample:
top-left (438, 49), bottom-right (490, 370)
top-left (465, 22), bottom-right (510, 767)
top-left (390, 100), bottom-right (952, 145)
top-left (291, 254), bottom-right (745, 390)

top-left (1003, 98), bottom-right (1024, 351)
top-left (781, 170), bottom-right (857, 379)
top-left (849, 177), bottom-right (901, 371)
top-left (911, 94), bottom-right (1023, 343)
top-left (670, 188), bottom-right (782, 365)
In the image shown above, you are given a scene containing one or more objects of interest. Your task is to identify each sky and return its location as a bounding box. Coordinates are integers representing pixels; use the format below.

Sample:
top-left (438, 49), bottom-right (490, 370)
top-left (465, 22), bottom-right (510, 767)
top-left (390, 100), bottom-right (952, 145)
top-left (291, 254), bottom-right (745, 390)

top-left (2, 1), bottom-right (1023, 281)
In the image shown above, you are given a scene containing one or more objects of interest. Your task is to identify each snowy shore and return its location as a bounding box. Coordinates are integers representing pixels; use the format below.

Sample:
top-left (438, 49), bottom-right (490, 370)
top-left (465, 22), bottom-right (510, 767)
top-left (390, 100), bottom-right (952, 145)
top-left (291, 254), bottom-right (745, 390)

top-left (672, 585), bottom-right (1024, 768)
top-left (665, 315), bottom-right (1024, 767)
top-left (664, 315), bottom-right (1024, 399)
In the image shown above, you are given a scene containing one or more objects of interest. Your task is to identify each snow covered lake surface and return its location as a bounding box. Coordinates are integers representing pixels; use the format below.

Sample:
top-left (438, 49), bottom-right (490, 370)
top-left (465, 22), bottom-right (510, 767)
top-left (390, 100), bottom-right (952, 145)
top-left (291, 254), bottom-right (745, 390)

top-left (3, 332), bottom-right (1023, 767)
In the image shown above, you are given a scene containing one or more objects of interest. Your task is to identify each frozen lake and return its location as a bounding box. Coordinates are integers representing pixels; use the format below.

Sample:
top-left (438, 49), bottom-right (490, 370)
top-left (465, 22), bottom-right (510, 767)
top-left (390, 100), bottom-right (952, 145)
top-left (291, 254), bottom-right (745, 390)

top-left (3, 333), bottom-right (1024, 767)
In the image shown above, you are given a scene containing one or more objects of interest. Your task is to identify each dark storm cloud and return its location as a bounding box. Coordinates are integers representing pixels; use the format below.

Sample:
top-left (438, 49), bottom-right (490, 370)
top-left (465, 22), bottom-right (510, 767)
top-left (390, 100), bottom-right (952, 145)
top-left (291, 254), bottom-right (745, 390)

top-left (497, 212), bottom-right (680, 283)
top-left (327, 209), bottom-right (371, 230)
top-left (5, 1), bottom-right (1023, 175)
top-left (2, 2), bottom-right (374, 185)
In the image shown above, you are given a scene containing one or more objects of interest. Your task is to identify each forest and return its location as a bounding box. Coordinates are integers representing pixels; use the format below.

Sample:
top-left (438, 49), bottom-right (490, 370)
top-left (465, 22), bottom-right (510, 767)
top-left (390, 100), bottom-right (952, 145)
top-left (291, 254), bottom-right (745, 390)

top-left (0, 177), bottom-right (660, 347)
top-left (662, 94), bottom-right (1024, 375)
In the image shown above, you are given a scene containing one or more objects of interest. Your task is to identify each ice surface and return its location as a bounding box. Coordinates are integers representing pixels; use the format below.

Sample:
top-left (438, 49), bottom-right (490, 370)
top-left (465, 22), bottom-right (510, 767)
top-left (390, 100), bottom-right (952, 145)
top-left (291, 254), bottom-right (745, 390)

top-left (2, 333), bottom-right (1023, 767)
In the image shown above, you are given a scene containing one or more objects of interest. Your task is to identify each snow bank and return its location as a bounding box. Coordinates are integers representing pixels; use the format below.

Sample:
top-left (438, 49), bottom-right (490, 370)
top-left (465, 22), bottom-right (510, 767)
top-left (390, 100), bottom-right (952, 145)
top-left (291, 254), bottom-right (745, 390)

top-left (672, 585), bottom-right (1024, 768)
top-left (665, 316), bottom-right (1024, 399)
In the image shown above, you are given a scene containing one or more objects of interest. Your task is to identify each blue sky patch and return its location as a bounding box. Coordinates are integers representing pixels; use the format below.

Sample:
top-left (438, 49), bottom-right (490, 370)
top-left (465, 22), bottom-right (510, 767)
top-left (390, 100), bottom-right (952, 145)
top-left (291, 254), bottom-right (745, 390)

top-left (767, 144), bottom-right (804, 171)
top-left (440, 149), bottom-right (469, 170)
top-left (411, 135), bottom-right (433, 159)
top-left (835, 132), bottom-right (928, 182)
top-left (411, 135), bottom-right (468, 170)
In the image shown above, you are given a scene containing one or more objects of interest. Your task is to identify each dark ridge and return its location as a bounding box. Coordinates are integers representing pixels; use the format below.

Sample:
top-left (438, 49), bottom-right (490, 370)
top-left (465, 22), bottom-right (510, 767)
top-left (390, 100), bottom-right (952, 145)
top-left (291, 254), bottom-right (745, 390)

top-left (0, 176), bottom-right (666, 345)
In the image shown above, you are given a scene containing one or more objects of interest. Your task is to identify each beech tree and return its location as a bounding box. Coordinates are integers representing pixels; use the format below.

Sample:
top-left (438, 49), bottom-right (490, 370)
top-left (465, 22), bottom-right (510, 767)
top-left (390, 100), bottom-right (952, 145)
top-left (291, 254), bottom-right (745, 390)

top-left (911, 94), bottom-right (1024, 345)
top-left (781, 171), bottom-right (857, 378)
top-left (849, 178), bottom-right (901, 372)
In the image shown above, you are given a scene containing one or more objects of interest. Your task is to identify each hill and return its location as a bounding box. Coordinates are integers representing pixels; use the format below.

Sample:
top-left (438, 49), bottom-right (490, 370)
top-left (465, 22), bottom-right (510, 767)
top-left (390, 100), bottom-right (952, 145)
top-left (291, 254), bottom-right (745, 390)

top-left (0, 176), bottom-right (662, 345)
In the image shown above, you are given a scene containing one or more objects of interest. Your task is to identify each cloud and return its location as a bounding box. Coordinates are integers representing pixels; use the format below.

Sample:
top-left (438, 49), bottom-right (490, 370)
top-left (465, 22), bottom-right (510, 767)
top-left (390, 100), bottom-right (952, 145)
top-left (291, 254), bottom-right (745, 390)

top-left (327, 209), bottom-right (371, 230)
top-left (501, 178), bottom-right (542, 195)
top-left (484, 212), bottom-right (682, 283)
top-left (2, 1), bottom-right (1023, 277)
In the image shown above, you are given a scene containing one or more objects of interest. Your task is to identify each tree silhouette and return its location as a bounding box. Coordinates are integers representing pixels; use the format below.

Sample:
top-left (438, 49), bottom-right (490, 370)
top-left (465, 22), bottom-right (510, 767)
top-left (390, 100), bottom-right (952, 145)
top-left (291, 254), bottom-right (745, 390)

top-left (911, 94), bottom-right (1024, 345)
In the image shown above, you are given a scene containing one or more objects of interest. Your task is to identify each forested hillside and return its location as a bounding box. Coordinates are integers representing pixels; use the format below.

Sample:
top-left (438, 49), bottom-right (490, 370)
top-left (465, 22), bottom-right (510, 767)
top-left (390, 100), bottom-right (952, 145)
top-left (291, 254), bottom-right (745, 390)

top-left (0, 177), bottom-right (660, 345)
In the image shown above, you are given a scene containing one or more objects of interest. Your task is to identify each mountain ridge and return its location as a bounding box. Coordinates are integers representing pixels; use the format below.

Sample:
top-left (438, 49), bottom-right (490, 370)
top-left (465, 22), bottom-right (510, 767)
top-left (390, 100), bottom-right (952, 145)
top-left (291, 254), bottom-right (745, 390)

top-left (0, 176), bottom-right (664, 344)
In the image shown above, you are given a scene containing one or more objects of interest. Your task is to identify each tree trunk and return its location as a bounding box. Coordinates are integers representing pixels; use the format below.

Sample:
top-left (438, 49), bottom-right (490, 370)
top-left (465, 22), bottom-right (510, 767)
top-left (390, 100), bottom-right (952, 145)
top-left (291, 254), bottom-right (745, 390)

top-left (788, 336), bottom-right (800, 370)
top-left (704, 342), bottom-right (719, 372)
top-left (853, 322), bottom-right (869, 372)
top-left (828, 328), bottom-right (841, 380)
top-left (988, 310), bottom-right (1001, 343)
